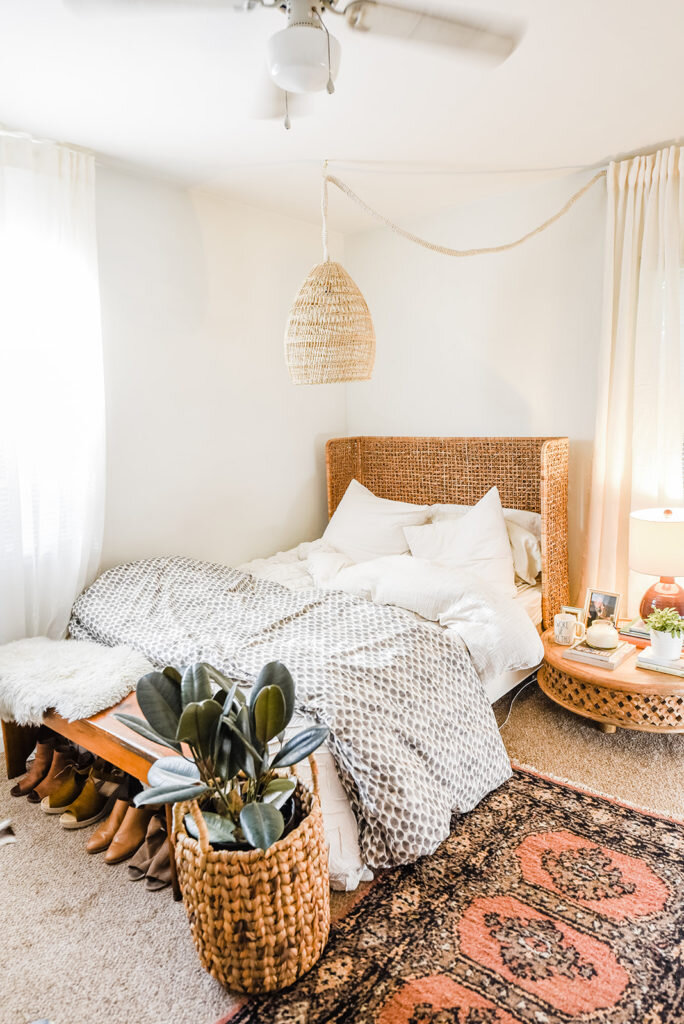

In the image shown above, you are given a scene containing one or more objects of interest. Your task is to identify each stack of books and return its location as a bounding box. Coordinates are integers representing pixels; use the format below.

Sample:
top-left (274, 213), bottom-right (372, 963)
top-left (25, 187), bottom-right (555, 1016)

top-left (562, 639), bottom-right (634, 671)
top-left (636, 648), bottom-right (684, 678)
top-left (619, 618), bottom-right (650, 648)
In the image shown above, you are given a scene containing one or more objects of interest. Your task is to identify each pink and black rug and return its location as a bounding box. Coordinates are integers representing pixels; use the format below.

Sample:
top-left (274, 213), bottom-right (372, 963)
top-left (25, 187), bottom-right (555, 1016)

top-left (218, 769), bottom-right (684, 1023)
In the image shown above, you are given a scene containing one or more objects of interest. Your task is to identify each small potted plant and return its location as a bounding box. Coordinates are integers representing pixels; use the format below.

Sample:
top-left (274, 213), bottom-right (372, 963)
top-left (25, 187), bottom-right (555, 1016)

top-left (115, 660), bottom-right (330, 993)
top-left (644, 606), bottom-right (684, 661)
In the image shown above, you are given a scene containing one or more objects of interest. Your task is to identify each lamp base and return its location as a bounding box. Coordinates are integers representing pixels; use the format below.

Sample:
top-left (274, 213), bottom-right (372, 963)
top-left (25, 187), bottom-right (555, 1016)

top-left (639, 577), bottom-right (684, 621)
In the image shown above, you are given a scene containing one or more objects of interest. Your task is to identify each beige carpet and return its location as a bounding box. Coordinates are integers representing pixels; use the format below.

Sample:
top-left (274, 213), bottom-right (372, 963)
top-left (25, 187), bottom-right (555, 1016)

top-left (495, 680), bottom-right (684, 820)
top-left (3, 683), bottom-right (683, 1024)
top-left (1, 766), bottom-right (240, 1024)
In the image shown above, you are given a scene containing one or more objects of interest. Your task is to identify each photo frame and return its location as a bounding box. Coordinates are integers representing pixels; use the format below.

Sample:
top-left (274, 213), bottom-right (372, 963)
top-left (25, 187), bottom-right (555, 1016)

top-left (582, 588), bottom-right (621, 629)
top-left (561, 605), bottom-right (583, 622)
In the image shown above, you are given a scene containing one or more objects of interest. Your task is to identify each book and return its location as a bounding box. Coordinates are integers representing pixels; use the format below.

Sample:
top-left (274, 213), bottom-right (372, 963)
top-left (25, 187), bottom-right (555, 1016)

top-left (619, 617), bottom-right (650, 641)
top-left (636, 661), bottom-right (684, 679)
top-left (562, 640), bottom-right (633, 671)
top-left (636, 648), bottom-right (684, 678)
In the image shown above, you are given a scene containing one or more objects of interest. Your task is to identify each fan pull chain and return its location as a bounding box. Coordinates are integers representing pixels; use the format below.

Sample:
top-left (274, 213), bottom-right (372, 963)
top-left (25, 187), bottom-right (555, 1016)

top-left (314, 9), bottom-right (335, 94)
top-left (284, 91), bottom-right (291, 130)
top-left (322, 168), bottom-right (606, 256)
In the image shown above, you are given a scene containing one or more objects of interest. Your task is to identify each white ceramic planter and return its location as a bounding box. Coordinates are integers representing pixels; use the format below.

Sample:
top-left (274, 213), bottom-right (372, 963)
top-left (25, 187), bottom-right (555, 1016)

top-left (650, 628), bottom-right (684, 662)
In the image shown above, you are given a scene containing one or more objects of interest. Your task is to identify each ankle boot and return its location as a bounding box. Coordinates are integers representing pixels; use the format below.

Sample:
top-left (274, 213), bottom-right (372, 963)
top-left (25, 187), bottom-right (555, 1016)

top-left (86, 799), bottom-right (129, 854)
top-left (10, 737), bottom-right (55, 798)
top-left (128, 814), bottom-right (166, 880)
top-left (104, 806), bottom-right (154, 865)
top-left (41, 764), bottom-right (87, 814)
top-left (27, 746), bottom-right (76, 804)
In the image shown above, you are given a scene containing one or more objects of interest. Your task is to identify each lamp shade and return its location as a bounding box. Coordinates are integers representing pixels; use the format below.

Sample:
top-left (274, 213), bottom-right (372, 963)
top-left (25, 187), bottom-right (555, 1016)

top-left (284, 261), bottom-right (375, 385)
top-left (267, 24), bottom-right (341, 94)
top-left (629, 507), bottom-right (684, 576)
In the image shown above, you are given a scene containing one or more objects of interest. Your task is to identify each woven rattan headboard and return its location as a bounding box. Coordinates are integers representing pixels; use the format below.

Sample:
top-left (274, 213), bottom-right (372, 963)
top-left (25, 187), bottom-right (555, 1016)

top-left (325, 435), bottom-right (569, 630)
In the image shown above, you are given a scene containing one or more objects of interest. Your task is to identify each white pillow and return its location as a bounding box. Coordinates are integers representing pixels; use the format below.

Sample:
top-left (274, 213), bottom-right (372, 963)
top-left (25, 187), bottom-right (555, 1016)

top-left (431, 501), bottom-right (542, 540)
top-left (403, 487), bottom-right (517, 597)
top-left (506, 520), bottom-right (542, 585)
top-left (430, 500), bottom-right (542, 584)
top-left (323, 479), bottom-right (429, 563)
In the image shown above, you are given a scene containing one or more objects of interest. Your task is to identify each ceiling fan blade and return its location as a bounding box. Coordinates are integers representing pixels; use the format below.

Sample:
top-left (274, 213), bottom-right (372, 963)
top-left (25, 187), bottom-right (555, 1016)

top-left (343, 1), bottom-right (520, 61)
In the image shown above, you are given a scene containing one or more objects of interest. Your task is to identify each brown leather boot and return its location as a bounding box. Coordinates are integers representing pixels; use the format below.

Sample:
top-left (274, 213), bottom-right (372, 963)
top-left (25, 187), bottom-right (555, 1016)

top-left (10, 736), bottom-right (55, 798)
top-left (27, 746), bottom-right (76, 804)
top-left (86, 798), bottom-right (129, 854)
top-left (105, 806), bottom-right (154, 865)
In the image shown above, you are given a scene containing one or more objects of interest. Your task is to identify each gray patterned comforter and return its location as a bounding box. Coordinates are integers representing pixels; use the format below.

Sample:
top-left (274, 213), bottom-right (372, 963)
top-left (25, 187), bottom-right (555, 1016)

top-left (69, 557), bottom-right (511, 869)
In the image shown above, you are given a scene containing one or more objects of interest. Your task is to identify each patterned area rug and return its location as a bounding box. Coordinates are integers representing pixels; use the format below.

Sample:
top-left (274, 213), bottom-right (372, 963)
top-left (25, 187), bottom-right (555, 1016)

top-left (219, 769), bottom-right (684, 1024)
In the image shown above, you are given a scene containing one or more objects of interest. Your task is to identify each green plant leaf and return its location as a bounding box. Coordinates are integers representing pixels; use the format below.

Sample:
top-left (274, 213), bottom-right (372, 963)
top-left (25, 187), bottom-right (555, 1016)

top-left (261, 777), bottom-right (296, 809)
top-left (271, 726), bottom-right (328, 769)
top-left (225, 707), bottom-right (262, 778)
top-left (113, 712), bottom-right (181, 753)
top-left (176, 699), bottom-right (222, 758)
top-left (253, 685), bottom-right (287, 745)
top-left (181, 664), bottom-right (213, 707)
top-left (134, 781), bottom-right (210, 806)
top-left (184, 810), bottom-right (237, 845)
top-left (215, 732), bottom-right (240, 781)
top-left (162, 666), bottom-right (182, 684)
top-left (147, 756), bottom-right (201, 789)
top-left (249, 662), bottom-right (295, 726)
top-left (221, 682), bottom-right (245, 722)
top-left (204, 664), bottom-right (242, 695)
top-left (137, 671), bottom-right (182, 741)
top-left (239, 802), bottom-right (284, 850)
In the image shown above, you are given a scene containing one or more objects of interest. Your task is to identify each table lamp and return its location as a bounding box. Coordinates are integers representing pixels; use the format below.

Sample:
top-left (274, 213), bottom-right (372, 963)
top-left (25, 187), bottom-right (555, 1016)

top-left (629, 507), bottom-right (684, 619)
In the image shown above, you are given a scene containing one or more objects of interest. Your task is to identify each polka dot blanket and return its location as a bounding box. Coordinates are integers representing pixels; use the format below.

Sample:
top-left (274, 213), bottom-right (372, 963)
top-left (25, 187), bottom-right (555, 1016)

top-left (69, 556), bottom-right (512, 869)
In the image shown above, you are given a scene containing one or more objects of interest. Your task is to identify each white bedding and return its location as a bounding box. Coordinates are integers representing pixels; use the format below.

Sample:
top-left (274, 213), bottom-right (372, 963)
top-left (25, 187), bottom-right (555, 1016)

top-left (239, 539), bottom-right (543, 890)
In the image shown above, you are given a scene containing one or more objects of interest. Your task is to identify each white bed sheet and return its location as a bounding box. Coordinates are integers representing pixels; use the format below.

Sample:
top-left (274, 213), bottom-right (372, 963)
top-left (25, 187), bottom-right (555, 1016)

top-left (239, 540), bottom-right (542, 890)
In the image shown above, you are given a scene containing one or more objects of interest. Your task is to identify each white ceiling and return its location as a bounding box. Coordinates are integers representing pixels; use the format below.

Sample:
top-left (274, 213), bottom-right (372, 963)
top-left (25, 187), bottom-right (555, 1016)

top-left (1, 0), bottom-right (684, 231)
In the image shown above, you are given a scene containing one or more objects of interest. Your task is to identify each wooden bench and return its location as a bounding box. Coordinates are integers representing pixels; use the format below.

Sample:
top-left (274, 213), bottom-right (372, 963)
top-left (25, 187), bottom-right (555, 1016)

top-left (2, 693), bottom-right (182, 900)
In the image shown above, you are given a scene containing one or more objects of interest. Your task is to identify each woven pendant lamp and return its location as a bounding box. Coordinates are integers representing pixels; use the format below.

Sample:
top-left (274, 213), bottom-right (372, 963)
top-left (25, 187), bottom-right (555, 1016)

top-left (284, 170), bottom-right (375, 384)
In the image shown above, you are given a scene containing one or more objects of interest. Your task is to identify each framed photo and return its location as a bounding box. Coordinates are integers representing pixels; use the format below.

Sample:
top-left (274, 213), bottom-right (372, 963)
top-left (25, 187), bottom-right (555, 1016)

top-left (583, 588), bottom-right (621, 629)
top-left (561, 605), bottom-right (583, 622)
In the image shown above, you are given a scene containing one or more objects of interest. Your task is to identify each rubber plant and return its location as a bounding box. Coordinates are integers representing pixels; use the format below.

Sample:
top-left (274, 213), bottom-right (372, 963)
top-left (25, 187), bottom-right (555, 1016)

top-left (114, 661), bottom-right (328, 851)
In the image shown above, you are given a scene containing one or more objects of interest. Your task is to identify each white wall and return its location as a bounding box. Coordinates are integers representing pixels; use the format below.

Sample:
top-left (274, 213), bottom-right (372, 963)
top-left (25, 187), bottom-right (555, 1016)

top-left (96, 166), bottom-right (605, 597)
top-left (96, 164), bottom-right (346, 571)
top-left (343, 173), bottom-right (606, 596)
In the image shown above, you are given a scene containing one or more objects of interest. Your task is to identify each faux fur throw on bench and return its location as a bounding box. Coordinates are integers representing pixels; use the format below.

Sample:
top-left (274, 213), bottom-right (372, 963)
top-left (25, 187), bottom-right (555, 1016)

top-left (0, 637), bottom-right (152, 726)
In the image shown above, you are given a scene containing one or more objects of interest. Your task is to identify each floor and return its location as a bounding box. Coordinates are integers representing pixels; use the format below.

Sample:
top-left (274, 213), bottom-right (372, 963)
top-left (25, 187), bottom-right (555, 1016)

top-left (3, 682), bottom-right (683, 1024)
top-left (496, 681), bottom-right (684, 819)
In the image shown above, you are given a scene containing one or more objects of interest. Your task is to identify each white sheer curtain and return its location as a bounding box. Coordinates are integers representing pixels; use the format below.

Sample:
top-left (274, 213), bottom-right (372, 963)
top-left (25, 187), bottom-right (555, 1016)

top-left (0, 135), bottom-right (105, 642)
top-left (582, 146), bottom-right (684, 612)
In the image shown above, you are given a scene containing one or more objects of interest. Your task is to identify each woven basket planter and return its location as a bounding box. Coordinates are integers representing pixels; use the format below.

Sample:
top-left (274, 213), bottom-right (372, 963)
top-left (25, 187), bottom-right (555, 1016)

top-left (284, 260), bottom-right (375, 384)
top-left (172, 765), bottom-right (330, 994)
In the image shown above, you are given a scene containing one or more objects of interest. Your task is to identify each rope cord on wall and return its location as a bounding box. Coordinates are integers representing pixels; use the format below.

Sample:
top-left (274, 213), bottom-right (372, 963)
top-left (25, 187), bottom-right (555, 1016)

top-left (321, 168), bottom-right (606, 258)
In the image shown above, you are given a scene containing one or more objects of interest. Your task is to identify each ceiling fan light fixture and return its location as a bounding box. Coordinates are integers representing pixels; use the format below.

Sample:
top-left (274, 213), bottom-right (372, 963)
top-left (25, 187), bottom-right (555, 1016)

top-left (266, 24), bottom-right (341, 94)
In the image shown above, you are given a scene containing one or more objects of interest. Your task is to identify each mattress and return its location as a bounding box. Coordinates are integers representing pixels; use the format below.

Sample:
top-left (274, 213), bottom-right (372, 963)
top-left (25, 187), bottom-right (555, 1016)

top-left (240, 540), bottom-right (541, 890)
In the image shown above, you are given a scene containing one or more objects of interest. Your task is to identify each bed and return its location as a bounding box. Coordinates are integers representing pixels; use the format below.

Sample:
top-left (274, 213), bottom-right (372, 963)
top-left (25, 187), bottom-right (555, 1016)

top-left (232, 436), bottom-right (569, 886)
top-left (69, 435), bottom-right (569, 890)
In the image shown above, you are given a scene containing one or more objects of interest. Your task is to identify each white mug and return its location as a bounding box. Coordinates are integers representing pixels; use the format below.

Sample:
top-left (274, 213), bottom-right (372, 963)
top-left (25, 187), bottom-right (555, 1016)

top-left (554, 613), bottom-right (586, 646)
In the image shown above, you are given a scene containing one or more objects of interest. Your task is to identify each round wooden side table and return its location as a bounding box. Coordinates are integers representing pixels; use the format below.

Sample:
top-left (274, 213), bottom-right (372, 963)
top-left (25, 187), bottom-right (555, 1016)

top-left (539, 628), bottom-right (684, 734)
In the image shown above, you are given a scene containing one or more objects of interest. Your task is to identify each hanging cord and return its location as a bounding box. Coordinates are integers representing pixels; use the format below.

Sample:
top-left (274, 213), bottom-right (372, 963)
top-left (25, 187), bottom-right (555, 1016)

top-left (498, 675), bottom-right (537, 732)
top-left (321, 160), bottom-right (330, 261)
top-left (323, 168), bottom-right (606, 256)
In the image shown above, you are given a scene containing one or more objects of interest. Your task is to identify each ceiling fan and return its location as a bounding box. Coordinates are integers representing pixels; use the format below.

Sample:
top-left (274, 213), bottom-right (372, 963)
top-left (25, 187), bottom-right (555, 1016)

top-left (64, 0), bottom-right (522, 128)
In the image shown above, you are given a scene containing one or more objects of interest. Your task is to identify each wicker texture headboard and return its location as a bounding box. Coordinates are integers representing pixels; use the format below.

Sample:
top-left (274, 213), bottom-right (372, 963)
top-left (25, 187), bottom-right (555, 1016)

top-left (326, 436), bottom-right (569, 630)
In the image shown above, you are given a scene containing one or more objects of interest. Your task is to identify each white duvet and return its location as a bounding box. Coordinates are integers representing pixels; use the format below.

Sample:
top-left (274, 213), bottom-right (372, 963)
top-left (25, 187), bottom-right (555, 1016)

top-left (240, 539), bottom-right (542, 891)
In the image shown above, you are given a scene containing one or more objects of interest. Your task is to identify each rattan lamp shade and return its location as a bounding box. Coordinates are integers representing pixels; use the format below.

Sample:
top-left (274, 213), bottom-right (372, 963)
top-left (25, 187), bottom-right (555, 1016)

top-left (284, 260), bottom-right (375, 384)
